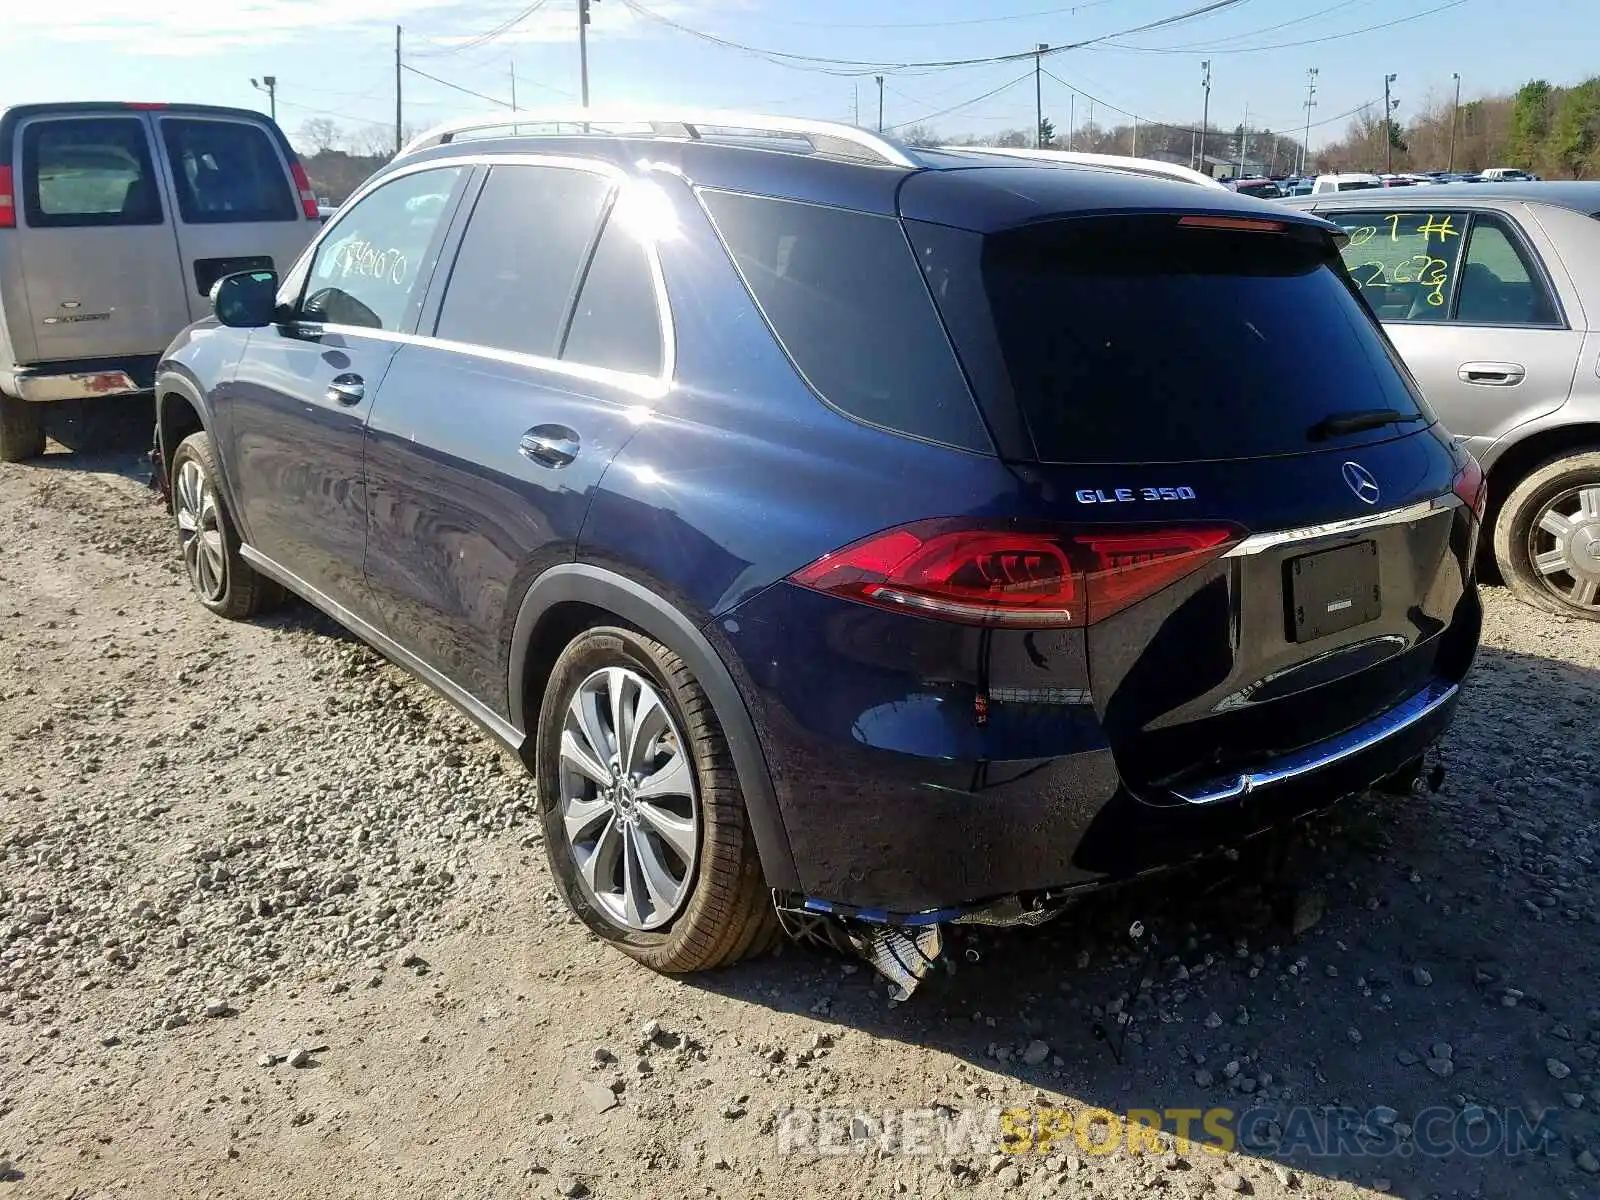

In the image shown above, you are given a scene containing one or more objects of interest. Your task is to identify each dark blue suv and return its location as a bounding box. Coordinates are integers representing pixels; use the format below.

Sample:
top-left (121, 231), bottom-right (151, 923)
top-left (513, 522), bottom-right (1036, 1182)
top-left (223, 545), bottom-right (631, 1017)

top-left (153, 112), bottom-right (1483, 995)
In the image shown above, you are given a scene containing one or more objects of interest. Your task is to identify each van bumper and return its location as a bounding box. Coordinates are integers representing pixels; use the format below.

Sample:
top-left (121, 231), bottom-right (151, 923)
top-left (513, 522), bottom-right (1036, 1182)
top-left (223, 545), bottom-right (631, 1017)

top-left (7, 355), bottom-right (159, 404)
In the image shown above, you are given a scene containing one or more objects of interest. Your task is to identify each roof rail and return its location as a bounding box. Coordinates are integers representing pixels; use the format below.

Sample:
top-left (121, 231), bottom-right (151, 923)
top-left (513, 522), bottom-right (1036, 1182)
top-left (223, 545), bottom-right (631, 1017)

top-left (400, 107), bottom-right (921, 168)
top-left (937, 146), bottom-right (1229, 191)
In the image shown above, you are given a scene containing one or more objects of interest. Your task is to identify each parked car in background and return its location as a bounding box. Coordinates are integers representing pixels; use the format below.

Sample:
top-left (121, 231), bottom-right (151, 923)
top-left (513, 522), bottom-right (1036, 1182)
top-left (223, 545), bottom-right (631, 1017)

top-left (1313, 172), bottom-right (1382, 194)
top-left (152, 110), bottom-right (1481, 993)
top-left (1480, 168), bottom-right (1539, 182)
top-left (1223, 177), bottom-right (1284, 199)
top-left (1285, 182), bottom-right (1600, 619)
top-left (0, 102), bottom-right (320, 461)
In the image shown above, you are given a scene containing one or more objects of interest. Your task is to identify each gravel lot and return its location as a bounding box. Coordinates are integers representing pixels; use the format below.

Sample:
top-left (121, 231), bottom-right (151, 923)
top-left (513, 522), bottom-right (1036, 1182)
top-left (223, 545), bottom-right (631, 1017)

top-left (2, 414), bottom-right (1599, 1200)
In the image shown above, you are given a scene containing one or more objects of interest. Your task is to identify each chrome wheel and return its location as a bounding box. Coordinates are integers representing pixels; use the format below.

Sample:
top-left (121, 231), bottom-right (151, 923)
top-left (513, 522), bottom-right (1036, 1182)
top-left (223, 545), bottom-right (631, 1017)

top-left (175, 457), bottom-right (227, 603)
top-left (558, 666), bottom-right (699, 931)
top-left (1528, 484), bottom-right (1600, 613)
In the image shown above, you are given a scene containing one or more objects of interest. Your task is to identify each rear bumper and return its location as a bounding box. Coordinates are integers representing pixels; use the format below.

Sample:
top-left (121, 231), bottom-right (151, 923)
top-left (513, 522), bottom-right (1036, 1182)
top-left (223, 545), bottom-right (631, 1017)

top-left (720, 580), bottom-right (1479, 917)
top-left (7, 355), bottom-right (159, 404)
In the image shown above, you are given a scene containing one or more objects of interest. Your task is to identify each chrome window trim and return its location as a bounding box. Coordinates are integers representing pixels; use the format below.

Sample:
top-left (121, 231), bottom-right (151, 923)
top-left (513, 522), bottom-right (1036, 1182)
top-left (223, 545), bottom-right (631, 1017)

top-left (1222, 497), bottom-right (1445, 558)
top-left (288, 153), bottom-right (675, 398)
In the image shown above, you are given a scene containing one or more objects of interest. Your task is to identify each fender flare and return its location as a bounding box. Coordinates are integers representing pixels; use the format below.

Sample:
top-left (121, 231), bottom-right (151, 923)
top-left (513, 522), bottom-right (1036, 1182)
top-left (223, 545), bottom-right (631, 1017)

top-left (508, 563), bottom-right (801, 893)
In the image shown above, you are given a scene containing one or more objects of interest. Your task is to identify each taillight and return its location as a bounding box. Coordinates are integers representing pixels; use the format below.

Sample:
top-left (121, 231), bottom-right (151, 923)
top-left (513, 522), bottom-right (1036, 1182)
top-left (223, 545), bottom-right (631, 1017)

top-left (0, 165), bottom-right (14, 229)
top-left (1177, 214), bottom-right (1286, 233)
top-left (290, 162), bottom-right (319, 220)
top-left (789, 519), bottom-right (1239, 628)
top-left (1452, 452), bottom-right (1487, 520)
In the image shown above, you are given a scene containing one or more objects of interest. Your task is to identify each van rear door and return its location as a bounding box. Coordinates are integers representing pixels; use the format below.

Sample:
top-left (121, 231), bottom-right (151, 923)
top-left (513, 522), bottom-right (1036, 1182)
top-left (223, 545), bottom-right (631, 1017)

top-left (11, 110), bottom-right (191, 362)
top-left (151, 113), bottom-right (317, 321)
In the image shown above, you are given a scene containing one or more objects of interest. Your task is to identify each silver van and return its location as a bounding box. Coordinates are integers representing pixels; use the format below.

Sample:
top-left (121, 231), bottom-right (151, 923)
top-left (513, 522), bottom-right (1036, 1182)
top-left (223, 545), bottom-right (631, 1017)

top-left (0, 102), bottom-right (320, 460)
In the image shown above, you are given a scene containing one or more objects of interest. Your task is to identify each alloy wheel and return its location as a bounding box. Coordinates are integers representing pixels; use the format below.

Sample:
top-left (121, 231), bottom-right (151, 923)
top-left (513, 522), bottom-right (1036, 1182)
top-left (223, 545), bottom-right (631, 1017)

top-left (557, 666), bottom-right (700, 931)
top-left (1527, 484), bottom-right (1600, 613)
top-left (175, 458), bottom-right (227, 603)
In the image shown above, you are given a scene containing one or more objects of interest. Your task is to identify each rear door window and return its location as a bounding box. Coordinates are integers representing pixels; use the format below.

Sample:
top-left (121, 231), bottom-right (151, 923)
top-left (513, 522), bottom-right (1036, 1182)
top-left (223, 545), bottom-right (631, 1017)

top-left (158, 118), bottom-right (297, 224)
top-left (1325, 209), bottom-right (1469, 321)
top-left (21, 116), bottom-right (162, 227)
top-left (1455, 217), bottom-right (1559, 326)
top-left (910, 214), bottom-right (1430, 464)
top-left (434, 164), bottom-right (612, 358)
top-left (701, 190), bottom-right (990, 452)
top-left (302, 166), bottom-right (465, 331)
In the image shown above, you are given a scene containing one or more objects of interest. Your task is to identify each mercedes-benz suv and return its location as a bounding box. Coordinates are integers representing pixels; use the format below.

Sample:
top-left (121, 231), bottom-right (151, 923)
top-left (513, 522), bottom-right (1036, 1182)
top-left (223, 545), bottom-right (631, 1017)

top-left (151, 110), bottom-right (1483, 995)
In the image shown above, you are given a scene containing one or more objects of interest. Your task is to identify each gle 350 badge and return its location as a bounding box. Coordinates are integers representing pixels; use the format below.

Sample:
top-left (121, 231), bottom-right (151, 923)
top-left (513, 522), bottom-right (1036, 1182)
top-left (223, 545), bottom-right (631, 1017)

top-left (1074, 486), bottom-right (1198, 504)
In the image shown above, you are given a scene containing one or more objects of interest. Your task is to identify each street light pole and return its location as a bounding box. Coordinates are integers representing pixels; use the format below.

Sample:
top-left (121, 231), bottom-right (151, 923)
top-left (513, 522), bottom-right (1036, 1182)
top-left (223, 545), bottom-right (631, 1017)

top-left (1383, 73), bottom-right (1398, 173)
top-left (578, 0), bottom-right (592, 107)
top-left (1198, 60), bottom-right (1212, 176)
top-left (1034, 44), bottom-right (1048, 148)
top-left (875, 75), bottom-right (884, 133)
top-left (1449, 72), bottom-right (1461, 173)
top-left (250, 76), bottom-right (277, 122)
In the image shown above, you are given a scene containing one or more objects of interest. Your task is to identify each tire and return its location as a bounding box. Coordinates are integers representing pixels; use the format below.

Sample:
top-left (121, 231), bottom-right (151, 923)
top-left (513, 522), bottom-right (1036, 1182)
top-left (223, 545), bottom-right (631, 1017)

top-left (1492, 449), bottom-right (1600, 621)
top-left (535, 625), bottom-right (778, 972)
top-left (169, 431), bottom-right (283, 620)
top-left (0, 395), bottom-right (45, 463)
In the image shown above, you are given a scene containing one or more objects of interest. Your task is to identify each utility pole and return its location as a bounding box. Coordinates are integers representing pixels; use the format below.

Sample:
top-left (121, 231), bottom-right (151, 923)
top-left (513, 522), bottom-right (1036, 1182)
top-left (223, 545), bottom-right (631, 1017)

top-left (1384, 72), bottom-right (1398, 173)
top-left (578, 0), bottom-right (593, 107)
top-left (1068, 93), bottom-right (1075, 151)
top-left (250, 76), bottom-right (277, 122)
top-left (510, 60), bottom-right (518, 111)
top-left (394, 26), bottom-right (403, 156)
top-left (853, 83), bottom-right (859, 127)
top-left (1449, 72), bottom-right (1461, 172)
top-left (1034, 44), bottom-right (1048, 148)
top-left (1132, 116), bottom-right (1139, 157)
top-left (1301, 67), bottom-right (1318, 175)
top-left (875, 75), bottom-right (884, 133)
top-left (1198, 60), bottom-right (1212, 176)
top-left (1237, 103), bottom-right (1250, 178)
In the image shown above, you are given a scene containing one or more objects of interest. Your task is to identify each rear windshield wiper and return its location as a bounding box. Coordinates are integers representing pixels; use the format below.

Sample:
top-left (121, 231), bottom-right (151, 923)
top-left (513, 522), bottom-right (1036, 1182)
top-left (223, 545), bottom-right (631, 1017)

top-left (1307, 409), bottom-right (1428, 441)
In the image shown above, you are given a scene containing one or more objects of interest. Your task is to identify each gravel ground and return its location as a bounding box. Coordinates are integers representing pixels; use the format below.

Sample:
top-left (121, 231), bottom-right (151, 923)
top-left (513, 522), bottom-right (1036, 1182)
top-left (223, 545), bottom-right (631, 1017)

top-left (2, 417), bottom-right (1599, 1200)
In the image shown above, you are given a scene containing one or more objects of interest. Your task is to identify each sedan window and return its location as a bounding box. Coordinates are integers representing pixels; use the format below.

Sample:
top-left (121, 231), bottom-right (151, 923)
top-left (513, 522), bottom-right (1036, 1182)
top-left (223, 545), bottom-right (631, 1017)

top-left (1456, 218), bottom-right (1559, 326)
top-left (1326, 209), bottom-right (1468, 321)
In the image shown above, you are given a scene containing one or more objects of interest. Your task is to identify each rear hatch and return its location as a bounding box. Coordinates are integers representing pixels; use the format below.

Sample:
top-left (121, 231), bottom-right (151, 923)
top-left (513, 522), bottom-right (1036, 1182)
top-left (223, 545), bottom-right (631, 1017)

top-left (1, 104), bottom-right (318, 364)
top-left (902, 194), bottom-right (1479, 799)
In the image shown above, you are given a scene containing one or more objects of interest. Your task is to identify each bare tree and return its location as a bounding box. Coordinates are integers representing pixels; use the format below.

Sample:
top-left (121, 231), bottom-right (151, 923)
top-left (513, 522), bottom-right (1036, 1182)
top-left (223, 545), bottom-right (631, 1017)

top-left (298, 118), bottom-right (341, 155)
top-left (898, 123), bottom-right (942, 148)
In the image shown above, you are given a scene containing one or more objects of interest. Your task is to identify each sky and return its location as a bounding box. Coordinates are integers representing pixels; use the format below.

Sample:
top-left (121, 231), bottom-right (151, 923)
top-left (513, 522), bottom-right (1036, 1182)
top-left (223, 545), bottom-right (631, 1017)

top-left (0, 0), bottom-right (1594, 152)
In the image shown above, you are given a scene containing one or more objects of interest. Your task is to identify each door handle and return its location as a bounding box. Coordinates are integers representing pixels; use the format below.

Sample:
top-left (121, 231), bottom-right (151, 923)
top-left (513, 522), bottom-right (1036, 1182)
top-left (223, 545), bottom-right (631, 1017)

top-left (519, 425), bottom-right (580, 469)
top-left (326, 373), bottom-right (366, 405)
top-left (1457, 361), bottom-right (1525, 386)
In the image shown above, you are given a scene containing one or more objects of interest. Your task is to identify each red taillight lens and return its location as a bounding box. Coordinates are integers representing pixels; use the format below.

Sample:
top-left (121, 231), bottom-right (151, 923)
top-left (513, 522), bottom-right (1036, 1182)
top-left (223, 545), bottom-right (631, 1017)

top-left (0, 165), bottom-right (15, 229)
top-left (1177, 215), bottom-right (1285, 233)
top-left (290, 162), bottom-right (319, 220)
top-left (1452, 452), bottom-right (1487, 520)
top-left (789, 520), bottom-right (1239, 628)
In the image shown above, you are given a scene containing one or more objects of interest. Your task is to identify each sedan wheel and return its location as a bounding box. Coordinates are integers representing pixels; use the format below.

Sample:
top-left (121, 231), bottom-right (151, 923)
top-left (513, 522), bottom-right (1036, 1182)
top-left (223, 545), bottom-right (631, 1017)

top-left (559, 665), bottom-right (699, 932)
top-left (1526, 484), bottom-right (1600, 613)
top-left (175, 457), bottom-right (228, 603)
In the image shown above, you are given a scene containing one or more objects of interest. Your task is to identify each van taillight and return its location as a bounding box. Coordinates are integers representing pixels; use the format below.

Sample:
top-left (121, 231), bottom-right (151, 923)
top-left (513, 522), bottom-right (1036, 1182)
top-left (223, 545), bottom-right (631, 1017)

top-left (0, 166), bottom-right (14, 229)
top-left (290, 162), bottom-right (319, 220)
top-left (789, 519), bottom-right (1239, 628)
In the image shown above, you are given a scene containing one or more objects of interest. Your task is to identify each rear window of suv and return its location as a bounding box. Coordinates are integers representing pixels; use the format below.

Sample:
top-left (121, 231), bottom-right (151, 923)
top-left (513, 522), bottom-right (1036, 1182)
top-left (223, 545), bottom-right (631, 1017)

top-left (159, 118), bottom-right (297, 224)
top-left (910, 214), bottom-right (1431, 463)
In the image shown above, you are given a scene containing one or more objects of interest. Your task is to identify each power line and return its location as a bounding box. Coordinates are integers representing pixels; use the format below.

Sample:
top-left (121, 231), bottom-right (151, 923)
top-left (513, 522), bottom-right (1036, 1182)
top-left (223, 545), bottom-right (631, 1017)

top-left (1104, 0), bottom-right (1468, 54)
top-left (411, 0), bottom-right (554, 57)
top-left (890, 70), bottom-right (1037, 130)
top-left (400, 62), bottom-right (513, 109)
top-left (727, 0), bottom-right (1127, 31)
top-left (609, 0), bottom-right (1253, 76)
top-left (1123, 0), bottom-right (1367, 52)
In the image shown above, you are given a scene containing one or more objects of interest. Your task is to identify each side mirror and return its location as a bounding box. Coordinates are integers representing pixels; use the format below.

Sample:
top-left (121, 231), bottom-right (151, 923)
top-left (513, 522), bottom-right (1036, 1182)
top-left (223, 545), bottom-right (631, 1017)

top-left (211, 270), bottom-right (279, 328)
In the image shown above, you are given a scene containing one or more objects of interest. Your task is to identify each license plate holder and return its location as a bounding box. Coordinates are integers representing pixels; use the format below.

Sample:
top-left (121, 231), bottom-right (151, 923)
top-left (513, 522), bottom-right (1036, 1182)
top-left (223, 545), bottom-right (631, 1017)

top-left (1286, 541), bottom-right (1381, 642)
